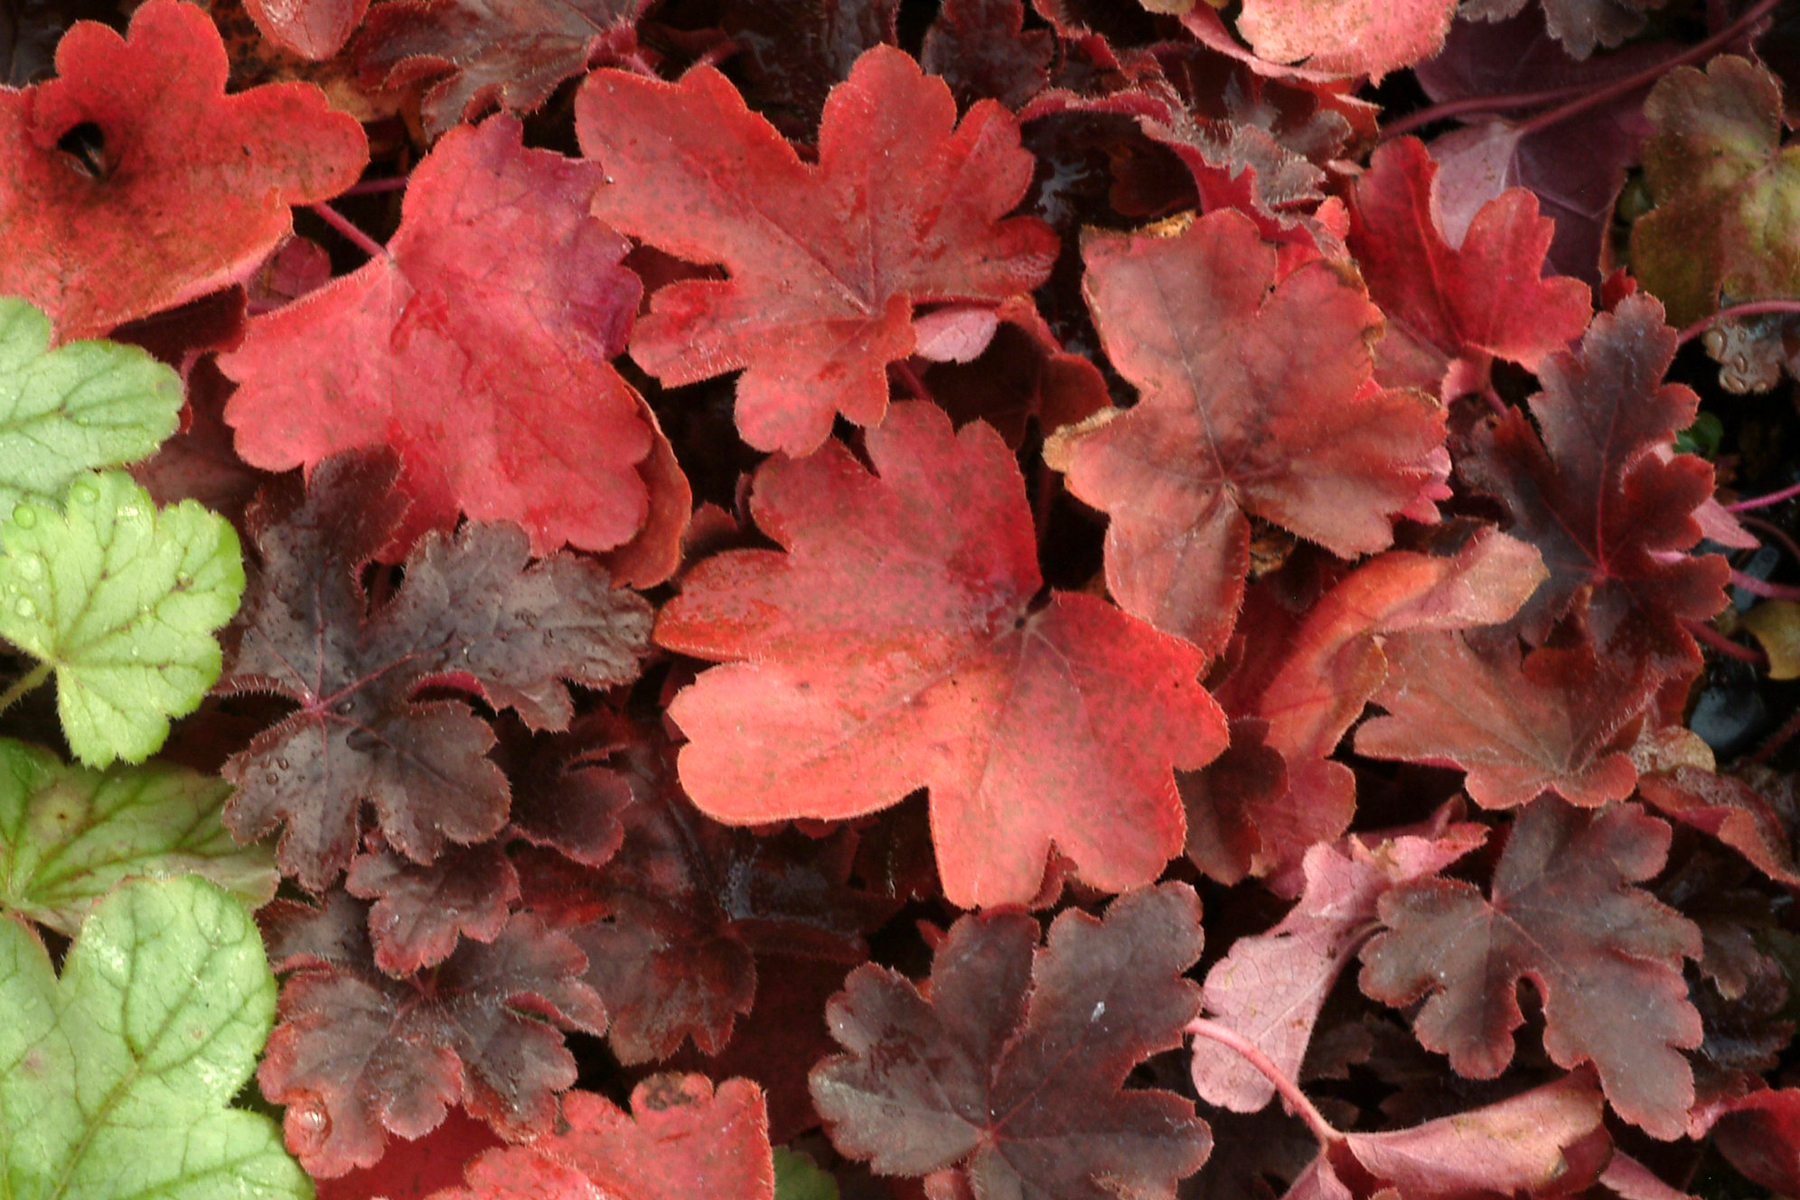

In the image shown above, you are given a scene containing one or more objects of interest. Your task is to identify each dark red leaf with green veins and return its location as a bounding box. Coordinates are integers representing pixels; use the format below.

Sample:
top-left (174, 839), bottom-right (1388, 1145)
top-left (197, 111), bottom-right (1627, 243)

top-left (1359, 799), bottom-right (1704, 1139)
top-left (574, 47), bottom-right (1058, 454)
top-left (221, 115), bottom-right (663, 559)
top-left (355, 0), bottom-right (653, 138)
top-left (1461, 294), bottom-right (1729, 677)
top-left (219, 449), bottom-right (652, 891)
top-left (1346, 137), bottom-right (1591, 396)
top-left (1354, 629), bottom-right (1658, 810)
top-left (1057, 209), bottom-right (1450, 655)
top-left (428, 1074), bottom-right (775, 1200)
top-left (259, 890), bottom-right (608, 1177)
top-left (811, 883), bottom-right (1211, 1199)
top-left (0, 0), bottom-right (367, 341)
top-left (656, 401), bottom-right (1226, 909)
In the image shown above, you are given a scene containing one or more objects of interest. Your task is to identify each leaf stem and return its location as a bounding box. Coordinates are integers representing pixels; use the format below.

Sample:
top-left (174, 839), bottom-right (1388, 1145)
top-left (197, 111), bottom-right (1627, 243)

top-left (1678, 300), bottom-right (1800, 346)
top-left (1684, 618), bottom-right (1766, 666)
top-left (0, 661), bottom-right (52, 714)
top-left (1730, 569), bottom-right (1800, 601)
top-left (891, 359), bottom-right (936, 406)
top-left (1726, 480), bottom-right (1800, 512)
top-left (1185, 1017), bottom-right (1340, 1146)
top-left (308, 202), bottom-right (390, 260)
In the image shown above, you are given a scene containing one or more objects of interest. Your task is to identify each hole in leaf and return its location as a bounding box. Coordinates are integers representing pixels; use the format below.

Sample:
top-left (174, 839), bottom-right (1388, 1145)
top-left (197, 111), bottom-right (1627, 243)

top-left (55, 121), bottom-right (109, 180)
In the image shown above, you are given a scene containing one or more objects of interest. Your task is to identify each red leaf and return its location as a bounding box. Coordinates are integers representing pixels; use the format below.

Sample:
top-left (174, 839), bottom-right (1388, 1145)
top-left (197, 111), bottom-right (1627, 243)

top-left (1233, 0), bottom-right (1459, 81)
top-left (220, 450), bottom-right (652, 891)
top-left (1354, 629), bottom-right (1656, 809)
top-left (1347, 137), bottom-right (1591, 396)
top-left (0, 0), bottom-right (367, 340)
top-left (574, 47), bottom-right (1058, 454)
top-left (429, 1075), bottom-right (775, 1200)
top-left (1462, 293), bottom-right (1730, 676)
top-left (315, 1107), bottom-right (502, 1200)
top-left (656, 402), bottom-right (1227, 908)
top-left (346, 839), bottom-right (522, 974)
top-left (1058, 209), bottom-right (1449, 654)
top-left (1192, 825), bottom-right (1485, 1113)
top-left (1636, 767), bottom-right (1800, 885)
top-left (811, 884), bottom-right (1211, 1198)
top-left (1710, 1088), bottom-right (1800, 1195)
top-left (355, 0), bottom-right (653, 138)
top-left (246, 0), bottom-right (368, 59)
top-left (221, 115), bottom-right (669, 559)
top-left (1359, 799), bottom-right (1704, 1139)
top-left (260, 891), bottom-right (608, 1176)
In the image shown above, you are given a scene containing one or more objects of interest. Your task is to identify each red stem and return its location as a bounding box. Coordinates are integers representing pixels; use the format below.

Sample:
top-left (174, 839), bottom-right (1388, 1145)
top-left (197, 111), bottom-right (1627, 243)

top-left (308, 202), bottom-right (389, 260)
top-left (1379, 79), bottom-right (1599, 140)
top-left (891, 359), bottom-right (936, 406)
top-left (1726, 480), bottom-right (1800, 512)
top-left (1186, 1018), bottom-right (1340, 1146)
top-left (1730, 570), bottom-right (1800, 602)
top-left (1684, 618), bottom-right (1767, 666)
top-left (1678, 299), bottom-right (1800, 346)
top-left (1749, 705), bottom-right (1800, 765)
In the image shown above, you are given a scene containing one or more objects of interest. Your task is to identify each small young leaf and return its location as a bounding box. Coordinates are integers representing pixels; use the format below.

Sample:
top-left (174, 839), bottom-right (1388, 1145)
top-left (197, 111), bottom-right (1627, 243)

top-left (0, 736), bottom-right (276, 935)
top-left (773, 1147), bottom-right (839, 1200)
top-left (0, 470), bottom-right (244, 767)
top-left (0, 874), bottom-right (304, 1199)
top-left (0, 297), bottom-right (182, 512)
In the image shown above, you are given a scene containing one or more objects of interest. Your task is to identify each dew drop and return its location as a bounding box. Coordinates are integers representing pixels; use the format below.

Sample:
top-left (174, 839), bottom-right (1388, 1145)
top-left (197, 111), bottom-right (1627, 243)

top-left (263, 772), bottom-right (280, 786)
top-left (10, 505), bottom-right (35, 529)
top-left (70, 481), bottom-right (99, 505)
top-left (15, 555), bottom-right (43, 581)
top-left (74, 416), bottom-right (91, 428)
top-left (12, 596), bottom-right (33, 618)
top-left (275, 757), bottom-right (290, 770)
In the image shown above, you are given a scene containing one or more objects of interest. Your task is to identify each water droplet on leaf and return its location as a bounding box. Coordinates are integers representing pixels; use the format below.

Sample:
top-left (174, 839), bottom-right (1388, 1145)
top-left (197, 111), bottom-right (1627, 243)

top-left (70, 481), bottom-right (99, 505)
top-left (12, 597), bottom-right (33, 618)
top-left (11, 505), bottom-right (36, 529)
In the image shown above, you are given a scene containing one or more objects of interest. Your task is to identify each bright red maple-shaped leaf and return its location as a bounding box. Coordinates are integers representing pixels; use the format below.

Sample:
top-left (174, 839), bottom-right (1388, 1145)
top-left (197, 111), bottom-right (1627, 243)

top-left (1283, 1071), bottom-right (1609, 1200)
top-left (1461, 293), bottom-right (1730, 677)
top-left (1346, 136), bottom-right (1590, 396)
top-left (1359, 798), bottom-right (1704, 1139)
top-left (221, 115), bottom-right (667, 559)
top-left (574, 47), bottom-right (1059, 454)
top-left (429, 1075), bottom-right (775, 1200)
top-left (356, 0), bottom-right (653, 138)
top-left (1191, 824), bottom-right (1485, 1113)
top-left (219, 450), bottom-right (653, 891)
top-left (260, 890), bottom-right (609, 1176)
top-left (812, 884), bottom-right (1211, 1198)
top-left (656, 402), bottom-right (1226, 909)
top-left (0, 0), bottom-right (367, 341)
top-left (1355, 629), bottom-right (1659, 809)
top-left (1057, 209), bottom-right (1448, 655)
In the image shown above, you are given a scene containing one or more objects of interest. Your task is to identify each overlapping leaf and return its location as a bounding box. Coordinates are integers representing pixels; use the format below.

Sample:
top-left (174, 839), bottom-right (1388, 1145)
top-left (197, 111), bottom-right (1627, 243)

top-left (0, 875), bottom-right (305, 1199)
top-left (1458, 0), bottom-right (1667, 59)
top-left (657, 402), bottom-right (1226, 908)
top-left (260, 889), bottom-right (608, 1176)
top-left (1231, 0), bottom-right (1458, 81)
top-left (218, 450), bottom-right (652, 891)
top-left (221, 115), bottom-right (670, 561)
top-left (1056, 209), bottom-right (1448, 655)
top-left (812, 884), bottom-right (1211, 1199)
top-left (574, 47), bottom-right (1058, 454)
top-left (0, 0), bottom-right (367, 340)
top-left (1359, 798), bottom-right (1704, 1138)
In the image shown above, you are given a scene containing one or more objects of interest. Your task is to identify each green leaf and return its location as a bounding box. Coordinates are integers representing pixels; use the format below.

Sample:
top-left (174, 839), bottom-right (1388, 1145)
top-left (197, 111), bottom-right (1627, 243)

top-left (0, 298), bottom-right (183, 513)
top-left (0, 874), bottom-right (307, 1200)
top-left (0, 471), bottom-right (245, 766)
top-left (0, 737), bottom-right (277, 936)
top-left (773, 1148), bottom-right (839, 1200)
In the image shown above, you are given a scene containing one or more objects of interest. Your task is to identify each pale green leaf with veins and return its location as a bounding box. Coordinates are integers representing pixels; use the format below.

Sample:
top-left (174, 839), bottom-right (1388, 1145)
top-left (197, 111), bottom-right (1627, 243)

top-left (0, 737), bottom-right (276, 936)
top-left (0, 472), bottom-right (245, 767)
top-left (0, 298), bottom-right (182, 513)
top-left (0, 875), bottom-right (306, 1200)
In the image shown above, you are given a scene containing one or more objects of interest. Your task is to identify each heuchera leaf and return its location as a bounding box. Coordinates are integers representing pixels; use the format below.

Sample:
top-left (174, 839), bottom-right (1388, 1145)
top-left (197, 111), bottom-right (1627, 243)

top-left (1191, 824), bottom-right (1485, 1113)
top-left (920, 0), bottom-right (1053, 111)
top-left (1458, 0), bottom-right (1667, 59)
top-left (1057, 209), bottom-right (1448, 654)
top-left (0, 470), bottom-right (245, 767)
top-left (428, 1074), bottom-right (775, 1200)
top-left (346, 839), bottom-right (521, 974)
top-left (1346, 137), bottom-right (1591, 396)
top-left (1359, 798), bottom-right (1704, 1139)
top-left (0, 297), bottom-right (182, 512)
top-left (0, 875), bottom-right (305, 1199)
top-left (1232, 0), bottom-right (1458, 81)
top-left (1708, 1087), bottom-right (1800, 1195)
top-left (218, 450), bottom-right (652, 891)
top-left (1462, 293), bottom-right (1729, 677)
top-left (259, 889), bottom-right (608, 1176)
top-left (246, 0), bottom-right (369, 59)
top-left (811, 883), bottom-right (1211, 1199)
top-left (356, 0), bottom-right (652, 139)
top-left (0, 736), bottom-right (276, 935)
top-left (0, 0), bottom-right (368, 341)
top-left (656, 402), bottom-right (1226, 908)
top-left (221, 115), bottom-right (669, 560)
top-left (773, 1147), bottom-right (840, 1200)
top-left (1632, 55), bottom-right (1800, 328)
top-left (574, 46), bottom-right (1059, 454)
top-left (1354, 629), bottom-right (1658, 809)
